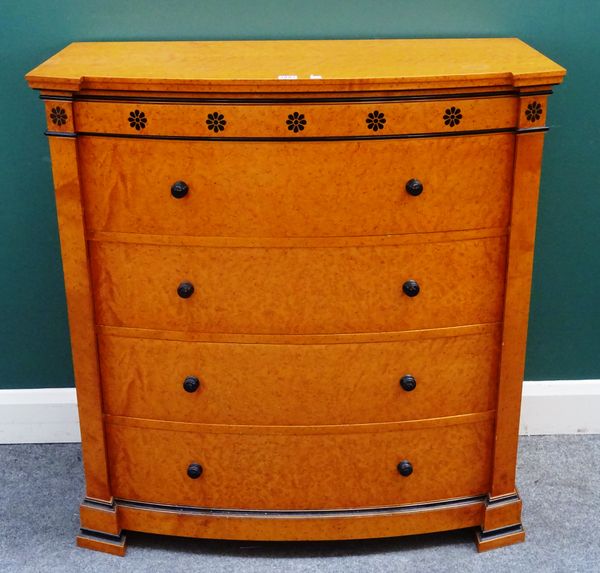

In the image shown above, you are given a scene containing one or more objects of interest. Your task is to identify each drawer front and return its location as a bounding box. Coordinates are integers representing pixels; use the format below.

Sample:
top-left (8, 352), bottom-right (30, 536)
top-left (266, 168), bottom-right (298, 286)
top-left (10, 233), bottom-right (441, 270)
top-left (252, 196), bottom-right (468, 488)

top-left (79, 135), bottom-right (513, 237)
top-left (99, 326), bottom-right (500, 425)
top-left (90, 236), bottom-right (507, 334)
top-left (74, 96), bottom-right (516, 138)
top-left (106, 417), bottom-right (493, 510)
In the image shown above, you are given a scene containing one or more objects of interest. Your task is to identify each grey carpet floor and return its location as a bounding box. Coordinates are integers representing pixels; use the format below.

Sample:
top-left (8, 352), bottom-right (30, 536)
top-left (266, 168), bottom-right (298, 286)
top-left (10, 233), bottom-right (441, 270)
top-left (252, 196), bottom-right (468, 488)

top-left (0, 436), bottom-right (598, 573)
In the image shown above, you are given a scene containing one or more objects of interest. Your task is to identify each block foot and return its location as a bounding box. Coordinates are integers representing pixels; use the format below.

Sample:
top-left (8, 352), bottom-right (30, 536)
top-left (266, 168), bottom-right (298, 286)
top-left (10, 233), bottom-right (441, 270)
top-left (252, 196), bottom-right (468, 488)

top-left (77, 528), bottom-right (127, 556)
top-left (475, 523), bottom-right (525, 552)
top-left (474, 490), bottom-right (525, 551)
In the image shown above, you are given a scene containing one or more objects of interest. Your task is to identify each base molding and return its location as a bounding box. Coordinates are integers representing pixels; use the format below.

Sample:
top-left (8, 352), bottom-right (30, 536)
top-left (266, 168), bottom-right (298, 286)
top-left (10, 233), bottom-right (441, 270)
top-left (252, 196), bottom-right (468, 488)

top-left (482, 492), bottom-right (523, 531)
top-left (80, 497), bottom-right (121, 535)
top-left (114, 495), bottom-right (486, 543)
top-left (76, 493), bottom-right (528, 555)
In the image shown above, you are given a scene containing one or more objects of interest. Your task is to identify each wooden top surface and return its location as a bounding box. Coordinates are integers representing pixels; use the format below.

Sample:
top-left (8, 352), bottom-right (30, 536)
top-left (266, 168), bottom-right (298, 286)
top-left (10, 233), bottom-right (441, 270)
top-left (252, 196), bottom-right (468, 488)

top-left (26, 38), bottom-right (565, 93)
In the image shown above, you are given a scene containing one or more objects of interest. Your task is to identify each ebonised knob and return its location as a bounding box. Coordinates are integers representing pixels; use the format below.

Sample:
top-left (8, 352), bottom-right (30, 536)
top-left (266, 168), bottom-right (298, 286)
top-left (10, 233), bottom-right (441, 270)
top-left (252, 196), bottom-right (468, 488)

top-left (171, 180), bottom-right (189, 199)
top-left (402, 279), bottom-right (420, 297)
top-left (183, 376), bottom-right (200, 393)
top-left (187, 463), bottom-right (203, 479)
top-left (397, 460), bottom-right (413, 477)
top-left (400, 375), bottom-right (417, 392)
top-left (405, 178), bottom-right (423, 196)
top-left (177, 282), bottom-right (195, 299)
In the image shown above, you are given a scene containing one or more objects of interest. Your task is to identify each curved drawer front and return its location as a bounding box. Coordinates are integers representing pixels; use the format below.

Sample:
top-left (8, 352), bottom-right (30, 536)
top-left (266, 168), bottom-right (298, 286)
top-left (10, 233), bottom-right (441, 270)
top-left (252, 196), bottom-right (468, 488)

top-left (79, 135), bottom-right (513, 237)
top-left (89, 236), bottom-right (507, 334)
top-left (74, 96), bottom-right (516, 138)
top-left (99, 326), bottom-right (500, 425)
top-left (106, 416), bottom-right (493, 510)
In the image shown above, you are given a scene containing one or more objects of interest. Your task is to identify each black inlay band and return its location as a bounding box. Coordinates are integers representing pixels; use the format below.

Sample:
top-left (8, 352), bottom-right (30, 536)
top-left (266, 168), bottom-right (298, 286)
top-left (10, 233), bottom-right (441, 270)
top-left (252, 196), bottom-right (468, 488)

top-left (46, 126), bottom-right (549, 141)
top-left (478, 523), bottom-right (524, 541)
top-left (45, 130), bottom-right (77, 138)
top-left (39, 94), bottom-right (74, 102)
top-left (39, 89), bottom-right (553, 105)
top-left (79, 528), bottom-right (125, 544)
top-left (115, 494), bottom-right (486, 518)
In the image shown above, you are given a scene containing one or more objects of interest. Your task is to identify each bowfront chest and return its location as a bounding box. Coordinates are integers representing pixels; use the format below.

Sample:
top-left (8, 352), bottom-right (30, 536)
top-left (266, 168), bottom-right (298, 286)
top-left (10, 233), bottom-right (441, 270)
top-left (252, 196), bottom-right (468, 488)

top-left (26, 39), bottom-right (565, 555)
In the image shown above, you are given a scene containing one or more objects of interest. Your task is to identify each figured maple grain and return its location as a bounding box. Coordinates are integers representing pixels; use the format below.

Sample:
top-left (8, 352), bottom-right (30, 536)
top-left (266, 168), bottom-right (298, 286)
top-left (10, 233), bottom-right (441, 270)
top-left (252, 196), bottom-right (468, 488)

top-left (491, 127), bottom-right (547, 498)
top-left (105, 415), bottom-right (494, 510)
top-left (25, 38), bottom-right (565, 92)
top-left (73, 97), bottom-right (516, 137)
top-left (89, 236), bottom-right (507, 334)
top-left (79, 135), bottom-right (514, 237)
top-left (47, 133), bottom-right (112, 502)
top-left (99, 325), bottom-right (500, 425)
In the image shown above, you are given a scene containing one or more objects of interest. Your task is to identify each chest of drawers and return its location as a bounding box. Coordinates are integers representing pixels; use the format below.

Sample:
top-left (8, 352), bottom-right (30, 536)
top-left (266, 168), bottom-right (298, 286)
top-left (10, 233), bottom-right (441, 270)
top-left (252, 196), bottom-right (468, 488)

top-left (26, 38), bottom-right (565, 555)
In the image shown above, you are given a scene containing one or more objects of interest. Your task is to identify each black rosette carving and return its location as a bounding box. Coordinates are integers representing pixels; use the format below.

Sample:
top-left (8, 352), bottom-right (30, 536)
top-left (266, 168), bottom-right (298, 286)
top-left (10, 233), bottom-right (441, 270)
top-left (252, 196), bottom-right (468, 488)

top-left (286, 111), bottom-right (307, 133)
top-left (443, 106), bottom-right (462, 127)
top-left (366, 110), bottom-right (386, 132)
top-left (50, 107), bottom-right (68, 126)
top-left (525, 101), bottom-right (543, 123)
top-left (128, 109), bottom-right (147, 131)
top-left (206, 112), bottom-right (226, 133)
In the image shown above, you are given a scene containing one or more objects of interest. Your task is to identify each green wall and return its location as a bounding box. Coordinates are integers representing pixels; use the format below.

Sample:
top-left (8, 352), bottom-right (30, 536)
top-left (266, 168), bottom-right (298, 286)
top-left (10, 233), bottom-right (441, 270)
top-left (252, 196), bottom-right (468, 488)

top-left (1, 1), bottom-right (598, 389)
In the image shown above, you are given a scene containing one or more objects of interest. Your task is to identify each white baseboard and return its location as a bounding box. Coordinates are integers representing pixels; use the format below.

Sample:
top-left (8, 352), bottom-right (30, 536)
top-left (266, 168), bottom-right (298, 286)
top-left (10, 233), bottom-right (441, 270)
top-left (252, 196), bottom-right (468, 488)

top-left (0, 381), bottom-right (598, 444)
top-left (0, 388), bottom-right (81, 444)
top-left (519, 379), bottom-right (600, 435)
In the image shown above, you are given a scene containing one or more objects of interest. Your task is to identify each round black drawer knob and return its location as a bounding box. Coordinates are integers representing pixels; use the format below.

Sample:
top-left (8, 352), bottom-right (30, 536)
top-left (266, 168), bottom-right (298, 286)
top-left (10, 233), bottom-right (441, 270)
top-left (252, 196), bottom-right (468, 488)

top-left (400, 375), bottom-right (417, 392)
top-left (402, 279), bottom-right (420, 297)
top-left (177, 282), bottom-right (195, 299)
top-left (171, 180), bottom-right (189, 199)
top-left (397, 460), bottom-right (413, 477)
top-left (187, 463), bottom-right (203, 479)
top-left (405, 178), bottom-right (423, 196)
top-left (183, 376), bottom-right (200, 393)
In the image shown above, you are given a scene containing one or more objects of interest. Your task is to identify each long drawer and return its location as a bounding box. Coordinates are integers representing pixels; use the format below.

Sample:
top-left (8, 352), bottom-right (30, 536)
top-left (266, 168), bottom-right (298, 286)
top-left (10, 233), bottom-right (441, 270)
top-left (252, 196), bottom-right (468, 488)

top-left (89, 234), bottom-right (507, 334)
top-left (105, 415), bottom-right (493, 510)
top-left (99, 325), bottom-right (500, 425)
top-left (78, 134), bottom-right (514, 237)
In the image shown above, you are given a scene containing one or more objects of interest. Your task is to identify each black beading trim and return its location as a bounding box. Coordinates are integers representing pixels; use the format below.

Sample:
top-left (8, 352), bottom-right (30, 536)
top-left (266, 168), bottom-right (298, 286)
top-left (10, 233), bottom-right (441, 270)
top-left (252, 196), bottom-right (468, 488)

top-left (79, 528), bottom-right (125, 544)
top-left (115, 494), bottom-right (486, 518)
top-left (44, 130), bottom-right (77, 138)
top-left (485, 492), bottom-right (521, 507)
top-left (477, 523), bottom-right (524, 541)
top-left (81, 497), bottom-right (116, 510)
top-left (39, 94), bottom-right (74, 102)
top-left (69, 126), bottom-right (548, 142)
top-left (37, 89), bottom-right (552, 106)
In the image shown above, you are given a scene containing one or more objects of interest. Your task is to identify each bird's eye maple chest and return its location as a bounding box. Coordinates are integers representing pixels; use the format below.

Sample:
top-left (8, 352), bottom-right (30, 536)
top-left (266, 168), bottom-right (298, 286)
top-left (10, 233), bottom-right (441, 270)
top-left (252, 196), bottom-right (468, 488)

top-left (26, 38), bottom-right (565, 555)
